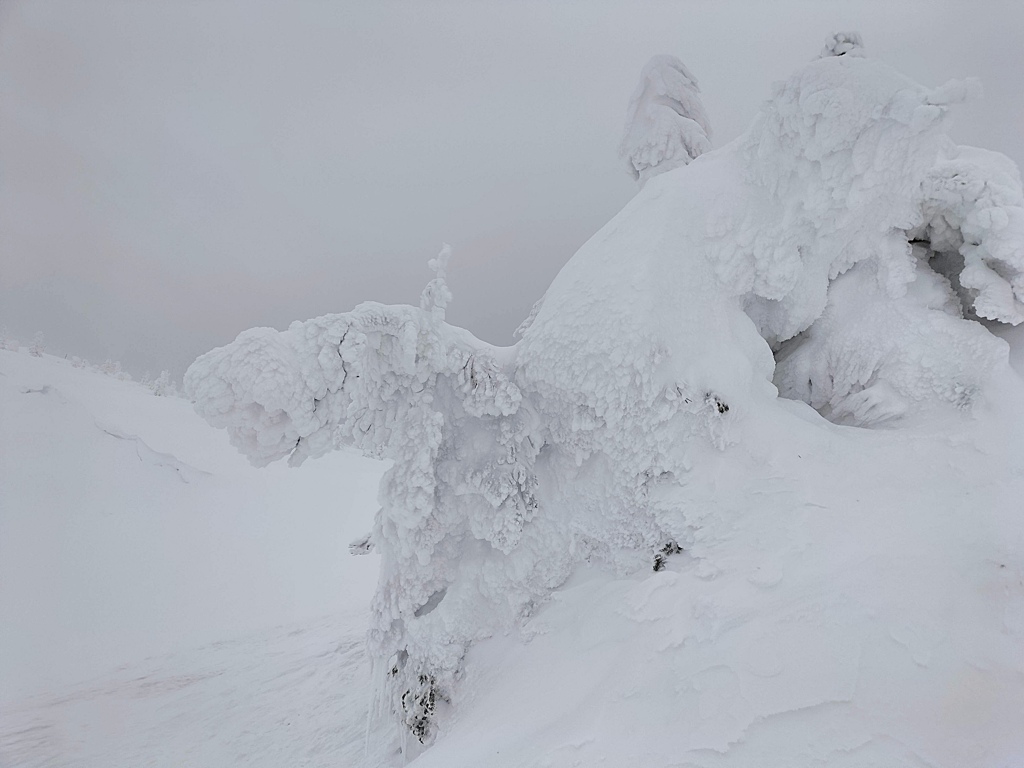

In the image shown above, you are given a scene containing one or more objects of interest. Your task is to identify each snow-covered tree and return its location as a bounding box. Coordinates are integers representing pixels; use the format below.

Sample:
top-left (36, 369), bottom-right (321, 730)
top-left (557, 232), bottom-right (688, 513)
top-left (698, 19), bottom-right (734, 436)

top-left (188, 248), bottom-right (544, 754)
top-left (0, 327), bottom-right (18, 352)
top-left (819, 30), bottom-right (865, 58)
top-left (153, 370), bottom-right (176, 396)
top-left (186, 44), bottom-right (1024, 758)
top-left (29, 332), bottom-right (45, 357)
top-left (619, 54), bottom-right (712, 187)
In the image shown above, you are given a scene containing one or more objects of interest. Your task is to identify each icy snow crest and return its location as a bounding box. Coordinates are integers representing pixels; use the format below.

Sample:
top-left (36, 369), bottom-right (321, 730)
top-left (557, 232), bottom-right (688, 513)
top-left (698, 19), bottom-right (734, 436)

top-left (186, 52), bottom-right (1024, 756)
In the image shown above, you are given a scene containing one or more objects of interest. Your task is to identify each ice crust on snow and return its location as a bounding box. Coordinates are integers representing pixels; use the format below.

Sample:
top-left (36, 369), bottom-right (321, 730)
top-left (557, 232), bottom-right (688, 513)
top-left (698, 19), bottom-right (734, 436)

top-left (185, 49), bottom-right (1024, 763)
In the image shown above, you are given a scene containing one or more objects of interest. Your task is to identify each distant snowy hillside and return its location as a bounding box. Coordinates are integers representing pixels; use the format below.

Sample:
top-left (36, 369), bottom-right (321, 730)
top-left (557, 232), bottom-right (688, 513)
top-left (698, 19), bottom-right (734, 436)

top-left (0, 349), bottom-right (385, 766)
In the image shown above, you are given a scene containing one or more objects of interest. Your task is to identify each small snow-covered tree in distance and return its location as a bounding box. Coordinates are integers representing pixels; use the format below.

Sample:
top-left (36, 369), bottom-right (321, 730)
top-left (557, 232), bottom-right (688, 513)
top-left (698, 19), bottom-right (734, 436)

top-left (29, 332), bottom-right (45, 357)
top-left (819, 31), bottom-right (865, 58)
top-left (0, 327), bottom-right (19, 352)
top-left (153, 370), bottom-right (174, 396)
top-left (620, 54), bottom-right (712, 187)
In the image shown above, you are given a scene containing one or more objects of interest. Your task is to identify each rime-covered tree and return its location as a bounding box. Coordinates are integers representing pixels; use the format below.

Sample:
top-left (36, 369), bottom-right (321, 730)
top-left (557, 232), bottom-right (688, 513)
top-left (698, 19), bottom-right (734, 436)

top-left (186, 44), bottom-right (1024, 759)
top-left (619, 54), bottom-right (712, 187)
top-left (0, 327), bottom-right (18, 352)
top-left (819, 30), bottom-right (865, 58)
top-left (153, 370), bottom-right (175, 396)
top-left (29, 332), bottom-right (45, 357)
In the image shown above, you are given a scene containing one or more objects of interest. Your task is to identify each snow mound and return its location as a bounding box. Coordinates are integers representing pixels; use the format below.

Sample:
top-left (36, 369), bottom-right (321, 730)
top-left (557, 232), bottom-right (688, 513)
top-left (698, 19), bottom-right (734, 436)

top-left (1, 349), bottom-right (383, 767)
top-left (186, 48), bottom-right (1024, 764)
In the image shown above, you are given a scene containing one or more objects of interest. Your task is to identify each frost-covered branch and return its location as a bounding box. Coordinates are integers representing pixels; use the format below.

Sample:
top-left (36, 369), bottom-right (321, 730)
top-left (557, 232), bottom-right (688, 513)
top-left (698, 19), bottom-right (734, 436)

top-left (915, 146), bottom-right (1024, 324)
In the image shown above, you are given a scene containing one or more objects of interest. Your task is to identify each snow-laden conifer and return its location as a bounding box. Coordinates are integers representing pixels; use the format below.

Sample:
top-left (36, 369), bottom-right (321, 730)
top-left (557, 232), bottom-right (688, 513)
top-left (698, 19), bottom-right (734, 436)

top-left (29, 332), bottom-right (45, 358)
top-left (819, 31), bottom-right (865, 58)
top-left (153, 370), bottom-right (175, 396)
top-left (619, 54), bottom-right (712, 187)
top-left (186, 46), bottom-right (1024, 756)
top-left (0, 327), bottom-right (18, 352)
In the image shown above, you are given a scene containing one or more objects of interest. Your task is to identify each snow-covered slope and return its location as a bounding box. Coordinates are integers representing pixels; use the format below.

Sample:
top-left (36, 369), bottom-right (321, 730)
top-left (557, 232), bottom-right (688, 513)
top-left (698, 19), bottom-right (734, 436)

top-left (410, 385), bottom-right (1024, 766)
top-left (0, 349), bottom-right (385, 766)
top-left (5, 350), bottom-right (1023, 768)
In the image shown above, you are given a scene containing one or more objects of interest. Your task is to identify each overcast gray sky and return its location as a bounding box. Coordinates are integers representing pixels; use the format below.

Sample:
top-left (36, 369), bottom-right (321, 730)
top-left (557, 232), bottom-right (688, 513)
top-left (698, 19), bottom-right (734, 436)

top-left (2, 1), bottom-right (1022, 378)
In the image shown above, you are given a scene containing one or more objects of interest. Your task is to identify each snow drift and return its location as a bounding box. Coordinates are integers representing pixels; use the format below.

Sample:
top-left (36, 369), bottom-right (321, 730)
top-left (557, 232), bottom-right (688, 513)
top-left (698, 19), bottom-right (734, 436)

top-left (186, 43), bottom-right (1024, 766)
top-left (0, 349), bottom-right (385, 767)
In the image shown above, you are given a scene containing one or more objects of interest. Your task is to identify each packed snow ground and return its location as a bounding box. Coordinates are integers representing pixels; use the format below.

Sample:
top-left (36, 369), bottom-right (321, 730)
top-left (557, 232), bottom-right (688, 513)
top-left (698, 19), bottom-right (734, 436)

top-left (6, 346), bottom-right (1024, 767)
top-left (411, 386), bottom-right (1024, 766)
top-left (2, 613), bottom-right (373, 767)
top-left (0, 349), bottom-right (384, 766)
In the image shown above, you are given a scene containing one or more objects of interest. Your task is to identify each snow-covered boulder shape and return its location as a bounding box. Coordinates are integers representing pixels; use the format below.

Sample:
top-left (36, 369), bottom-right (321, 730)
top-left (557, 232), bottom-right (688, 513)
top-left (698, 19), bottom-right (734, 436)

top-left (620, 54), bottom-right (712, 186)
top-left (774, 258), bottom-right (1004, 426)
top-left (186, 46), bottom-right (1024, 764)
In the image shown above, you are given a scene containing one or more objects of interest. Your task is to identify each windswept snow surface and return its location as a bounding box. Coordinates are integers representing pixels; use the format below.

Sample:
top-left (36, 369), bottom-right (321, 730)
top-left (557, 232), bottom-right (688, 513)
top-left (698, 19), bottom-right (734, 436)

top-left (0, 350), bottom-right (385, 766)
top-left (410, 389), bottom-right (1024, 767)
top-left (184, 53), bottom-right (1024, 765)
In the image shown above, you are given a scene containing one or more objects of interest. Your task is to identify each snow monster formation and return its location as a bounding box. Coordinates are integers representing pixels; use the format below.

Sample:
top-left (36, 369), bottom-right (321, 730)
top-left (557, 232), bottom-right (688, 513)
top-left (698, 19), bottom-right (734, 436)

top-left (186, 38), bottom-right (1024, 763)
top-left (619, 53), bottom-right (713, 187)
